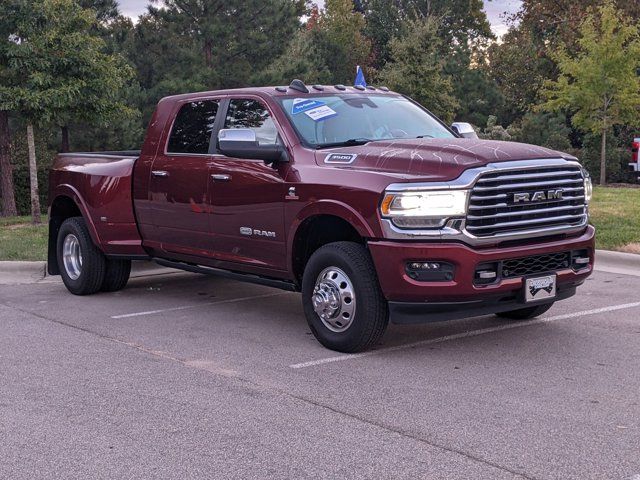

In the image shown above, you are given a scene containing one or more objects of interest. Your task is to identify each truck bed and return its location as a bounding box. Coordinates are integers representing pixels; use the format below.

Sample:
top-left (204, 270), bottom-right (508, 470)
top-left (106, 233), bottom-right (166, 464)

top-left (48, 150), bottom-right (146, 259)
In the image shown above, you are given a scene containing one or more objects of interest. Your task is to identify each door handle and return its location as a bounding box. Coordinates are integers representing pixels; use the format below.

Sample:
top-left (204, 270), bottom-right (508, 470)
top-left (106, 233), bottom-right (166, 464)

top-left (211, 174), bottom-right (231, 182)
top-left (151, 170), bottom-right (169, 177)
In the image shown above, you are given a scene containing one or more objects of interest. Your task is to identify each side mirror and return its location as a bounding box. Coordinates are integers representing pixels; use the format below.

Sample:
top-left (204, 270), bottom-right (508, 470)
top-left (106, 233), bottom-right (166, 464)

top-left (218, 128), bottom-right (287, 163)
top-left (451, 122), bottom-right (478, 139)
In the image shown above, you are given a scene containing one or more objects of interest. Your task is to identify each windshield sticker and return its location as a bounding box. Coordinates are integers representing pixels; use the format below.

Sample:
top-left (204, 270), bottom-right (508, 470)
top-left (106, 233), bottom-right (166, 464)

top-left (291, 98), bottom-right (326, 115)
top-left (304, 105), bottom-right (337, 122)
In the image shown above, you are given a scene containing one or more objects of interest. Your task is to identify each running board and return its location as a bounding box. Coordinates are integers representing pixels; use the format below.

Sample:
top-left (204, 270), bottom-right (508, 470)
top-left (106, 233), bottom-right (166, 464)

top-left (153, 258), bottom-right (298, 292)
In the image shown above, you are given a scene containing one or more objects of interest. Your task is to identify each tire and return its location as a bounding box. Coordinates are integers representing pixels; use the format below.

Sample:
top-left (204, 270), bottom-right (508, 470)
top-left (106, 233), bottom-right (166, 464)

top-left (302, 241), bottom-right (389, 353)
top-left (496, 302), bottom-right (554, 320)
top-left (57, 217), bottom-right (106, 296)
top-left (100, 259), bottom-right (131, 292)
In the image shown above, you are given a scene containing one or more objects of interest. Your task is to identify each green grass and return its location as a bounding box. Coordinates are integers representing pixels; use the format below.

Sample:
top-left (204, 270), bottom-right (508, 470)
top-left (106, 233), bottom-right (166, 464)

top-left (0, 188), bottom-right (639, 261)
top-left (589, 186), bottom-right (640, 252)
top-left (0, 216), bottom-right (48, 261)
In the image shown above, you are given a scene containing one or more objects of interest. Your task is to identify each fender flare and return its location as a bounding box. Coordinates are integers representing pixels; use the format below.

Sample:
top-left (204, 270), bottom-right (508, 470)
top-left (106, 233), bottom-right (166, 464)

top-left (286, 200), bottom-right (375, 273)
top-left (50, 185), bottom-right (102, 248)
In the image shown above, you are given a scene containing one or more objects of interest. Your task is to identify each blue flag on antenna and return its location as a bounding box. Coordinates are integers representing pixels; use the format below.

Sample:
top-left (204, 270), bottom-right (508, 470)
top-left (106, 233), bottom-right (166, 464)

top-left (354, 65), bottom-right (366, 87)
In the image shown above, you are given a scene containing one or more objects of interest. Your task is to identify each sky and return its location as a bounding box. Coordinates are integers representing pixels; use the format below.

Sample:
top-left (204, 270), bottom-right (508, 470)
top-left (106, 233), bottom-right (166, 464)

top-left (117, 0), bottom-right (522, 38)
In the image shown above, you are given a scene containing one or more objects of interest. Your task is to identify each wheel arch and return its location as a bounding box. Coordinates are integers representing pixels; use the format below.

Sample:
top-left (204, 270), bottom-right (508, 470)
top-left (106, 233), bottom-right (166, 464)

top-left (289, 202), bottom-right (374, 284)
top-left (48, 188), bottom-right (101, 275)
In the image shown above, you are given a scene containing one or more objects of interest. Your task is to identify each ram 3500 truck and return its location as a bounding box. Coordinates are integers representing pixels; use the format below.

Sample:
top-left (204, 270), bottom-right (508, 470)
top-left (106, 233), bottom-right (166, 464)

top-left (48, 80), bottom-right (595, 352)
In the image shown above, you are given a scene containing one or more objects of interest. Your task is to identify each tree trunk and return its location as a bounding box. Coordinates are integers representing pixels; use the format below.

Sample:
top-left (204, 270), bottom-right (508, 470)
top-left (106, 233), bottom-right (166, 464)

top-left (26, 124), bottom-right (41, 225)
top-left (0, 110), bottom-right (17, 217)
top-left (204, 39), bottom-right (213, 67)
top-left (600, 129), bottom-right (607, 185)
top-left (61, 125), bottom-right (70, 153)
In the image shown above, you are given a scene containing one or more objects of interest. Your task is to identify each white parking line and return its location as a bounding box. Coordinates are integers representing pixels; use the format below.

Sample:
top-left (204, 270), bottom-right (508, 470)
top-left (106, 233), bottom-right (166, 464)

top-left (111, 292), bottom-right (291, 319)
top-left (289, 301), bottom-right (640, 369)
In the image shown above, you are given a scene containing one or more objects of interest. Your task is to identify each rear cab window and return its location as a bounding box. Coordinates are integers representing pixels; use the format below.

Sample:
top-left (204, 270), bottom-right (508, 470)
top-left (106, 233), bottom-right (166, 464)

top-left (167, 100), bottom-right (219, 154)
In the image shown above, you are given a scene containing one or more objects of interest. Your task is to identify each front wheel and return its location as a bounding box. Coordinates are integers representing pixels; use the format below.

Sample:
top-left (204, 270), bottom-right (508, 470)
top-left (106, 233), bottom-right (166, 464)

top-left (302, 242), bottom-right (389, 353)
top-left (496, 303), bottom-right (554, 320)
top-left (57, 217), bottom-right (106, 295)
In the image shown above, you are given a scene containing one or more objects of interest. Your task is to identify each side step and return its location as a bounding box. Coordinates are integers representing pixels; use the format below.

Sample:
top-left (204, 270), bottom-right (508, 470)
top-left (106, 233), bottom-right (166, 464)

top-left (153, 258), bottom-right (298, 292)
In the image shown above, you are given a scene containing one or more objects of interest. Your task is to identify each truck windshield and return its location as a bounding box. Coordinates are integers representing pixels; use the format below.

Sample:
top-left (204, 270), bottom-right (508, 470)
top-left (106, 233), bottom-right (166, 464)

top-left (278, 94), bottom-right (454, 149)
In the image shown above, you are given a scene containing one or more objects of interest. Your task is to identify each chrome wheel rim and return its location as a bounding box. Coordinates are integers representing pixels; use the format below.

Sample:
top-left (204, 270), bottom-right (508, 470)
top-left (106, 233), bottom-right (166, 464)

top-left (62, 234), bottom-right (83, 280)
top-left (312, 267), bottom-right (356, 332)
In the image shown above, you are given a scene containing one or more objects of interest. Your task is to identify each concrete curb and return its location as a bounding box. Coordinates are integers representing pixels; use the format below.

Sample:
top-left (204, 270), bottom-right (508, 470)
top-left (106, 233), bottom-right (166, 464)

top-left (0, 261), bottom-right (47, 284)
top-left (0, 260), bottom-right (179, 285)
top-left (594, 250), bottom-right (640, 277)
top-left (1, 249), bottom-right (639, 285)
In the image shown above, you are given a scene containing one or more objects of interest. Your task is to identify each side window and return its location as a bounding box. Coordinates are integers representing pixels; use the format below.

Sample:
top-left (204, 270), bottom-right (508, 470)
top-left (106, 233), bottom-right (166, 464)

top-left (167, 100), bottom-right (219, 154)
top-left (224, 99), bottom-right (278, 145)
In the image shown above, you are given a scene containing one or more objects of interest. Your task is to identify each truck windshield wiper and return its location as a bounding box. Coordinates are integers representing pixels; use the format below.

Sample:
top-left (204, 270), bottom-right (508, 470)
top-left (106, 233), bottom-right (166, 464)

top-left (315, 138), bottom-right (373, 149)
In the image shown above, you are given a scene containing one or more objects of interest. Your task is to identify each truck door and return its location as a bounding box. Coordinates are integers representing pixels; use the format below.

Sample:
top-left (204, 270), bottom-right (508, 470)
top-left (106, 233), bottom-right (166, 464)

top-left (208, 97), bottom-right (287, 271)
top-left (148, 98), bottom-right (221, 256)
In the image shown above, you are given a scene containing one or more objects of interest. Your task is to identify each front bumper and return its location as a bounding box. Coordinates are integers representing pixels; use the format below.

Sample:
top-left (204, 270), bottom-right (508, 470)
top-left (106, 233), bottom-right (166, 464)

top-left (368, 226), bottom-right (595, 324)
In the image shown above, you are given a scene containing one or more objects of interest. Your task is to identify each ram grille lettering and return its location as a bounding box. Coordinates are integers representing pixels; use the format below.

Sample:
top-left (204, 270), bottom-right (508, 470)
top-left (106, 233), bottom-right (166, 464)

top-left (512, 189), bottom-right (564, 203)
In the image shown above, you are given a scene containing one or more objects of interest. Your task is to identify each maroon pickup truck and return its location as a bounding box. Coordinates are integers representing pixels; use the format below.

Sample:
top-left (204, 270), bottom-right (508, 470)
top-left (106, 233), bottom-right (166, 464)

top-left (48, 80), bottom-right (595, 352)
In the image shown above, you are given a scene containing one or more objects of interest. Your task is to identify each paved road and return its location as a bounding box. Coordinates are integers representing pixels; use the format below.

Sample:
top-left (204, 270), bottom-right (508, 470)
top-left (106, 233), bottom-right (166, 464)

top-left (0, 267), bottom-right (639, 479)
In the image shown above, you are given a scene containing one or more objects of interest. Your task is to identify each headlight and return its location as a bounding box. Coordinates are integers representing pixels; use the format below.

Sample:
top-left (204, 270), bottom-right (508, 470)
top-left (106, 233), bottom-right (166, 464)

top-left (380, 190), bottom-right (469, 229)
top-left (582, 170), bottom-right (593, 204)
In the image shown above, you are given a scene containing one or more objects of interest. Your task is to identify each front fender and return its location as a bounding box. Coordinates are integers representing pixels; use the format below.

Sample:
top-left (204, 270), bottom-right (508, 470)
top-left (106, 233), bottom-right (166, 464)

top-left (286, 199), bottom-right (377, 273)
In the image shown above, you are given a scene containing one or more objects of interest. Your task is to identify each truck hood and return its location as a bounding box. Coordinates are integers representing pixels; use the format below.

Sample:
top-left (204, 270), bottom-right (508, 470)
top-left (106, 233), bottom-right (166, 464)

top-left (314, 138), bottom-right (575, 182)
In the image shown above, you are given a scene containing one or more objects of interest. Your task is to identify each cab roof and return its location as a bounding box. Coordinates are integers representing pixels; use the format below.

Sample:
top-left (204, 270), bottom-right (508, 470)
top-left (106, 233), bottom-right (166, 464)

top-left (160, 79), bottom-right (397, 104)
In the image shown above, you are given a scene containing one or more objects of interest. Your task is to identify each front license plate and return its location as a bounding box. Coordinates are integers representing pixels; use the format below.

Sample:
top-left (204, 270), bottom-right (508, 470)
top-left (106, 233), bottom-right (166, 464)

top-left (525, 275), bottom-right (556, 302)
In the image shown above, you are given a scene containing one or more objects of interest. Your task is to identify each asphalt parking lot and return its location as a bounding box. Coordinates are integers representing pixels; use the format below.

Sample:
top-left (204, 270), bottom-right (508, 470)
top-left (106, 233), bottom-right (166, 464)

top-left (1, 265), bottom-right (639, 480)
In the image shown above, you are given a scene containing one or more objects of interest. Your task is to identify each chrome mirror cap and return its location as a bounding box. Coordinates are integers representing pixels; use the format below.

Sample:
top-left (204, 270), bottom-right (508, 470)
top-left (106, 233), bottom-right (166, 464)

top-left (218, 128), bottom-right (257, 143)
top-left (451, 122), bottom-right (478, 139)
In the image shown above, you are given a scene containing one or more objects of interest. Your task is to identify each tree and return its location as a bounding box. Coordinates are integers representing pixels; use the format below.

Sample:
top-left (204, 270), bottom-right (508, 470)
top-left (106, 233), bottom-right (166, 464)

top-left (0, 0), bottom-right (20, 216)
top-left (379, 16), bottom-right (457, 122)
top-left (319, 0), bottom-right (372, 83)
top-left (487, 27), bottom-right (553, 125)
top-left (538, 1), bottom-right (640, 184)
top-left (0, 111), bottom-right (17, 216)
top-left (79, 0), bottom-right (119, 23)
top-left (2, 0), bottom-right (136, 223)
top-left (255, 0), bottom-right (371, 87)
top-left (362, 0), bottom-right (493, 68)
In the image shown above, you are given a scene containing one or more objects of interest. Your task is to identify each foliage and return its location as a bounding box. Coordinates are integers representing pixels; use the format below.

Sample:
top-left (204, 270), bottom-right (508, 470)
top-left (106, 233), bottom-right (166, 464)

top-left (487, 27), bottom-right (553, 124)
top-left (479, 116), bottom-right (511, 141)
top-left (254, 29), bottom-right (335, 86)
top-left (379, 16), bottom-right (457, 122)
top-left (509, 112), bottom-right (572, 152)
top-left (1, 0), bottom-right (136, 126)
top-left (578, 133), bottom-right (632, 184)
top-left (538, 1), bottom-right (640, 183)
top-left (257, 0), bottom-right (370, 86)
top-left (319, 0), bottom-right (372, 83)
top-left (9, 123), bottom-right (55, 215)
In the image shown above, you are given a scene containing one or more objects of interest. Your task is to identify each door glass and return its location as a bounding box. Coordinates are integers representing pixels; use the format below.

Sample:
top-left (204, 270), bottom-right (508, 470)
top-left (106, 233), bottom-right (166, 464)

top-left (167, 100), bottom-right (219, 154)
top-left (224, 99), bottom-right (278, 145)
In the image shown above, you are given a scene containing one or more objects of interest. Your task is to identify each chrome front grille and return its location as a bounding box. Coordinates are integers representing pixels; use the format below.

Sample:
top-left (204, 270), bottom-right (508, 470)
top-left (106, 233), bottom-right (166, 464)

top-left (466, 164), bottom-right (587, 238)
